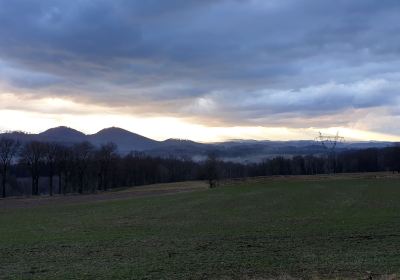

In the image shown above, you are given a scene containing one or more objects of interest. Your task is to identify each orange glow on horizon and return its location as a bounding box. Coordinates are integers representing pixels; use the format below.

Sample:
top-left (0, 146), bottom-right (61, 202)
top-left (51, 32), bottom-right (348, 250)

top-left (1, 93), bottom-right (399, 142)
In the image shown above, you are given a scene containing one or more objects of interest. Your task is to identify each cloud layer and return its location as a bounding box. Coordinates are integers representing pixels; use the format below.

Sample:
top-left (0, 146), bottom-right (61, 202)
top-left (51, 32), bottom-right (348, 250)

top-left (1, 0), bottom-right (400, 137)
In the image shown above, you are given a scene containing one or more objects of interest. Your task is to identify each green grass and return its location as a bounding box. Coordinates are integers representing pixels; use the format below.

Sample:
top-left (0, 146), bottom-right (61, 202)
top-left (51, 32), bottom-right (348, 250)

top-left (1, 176), bottom-right (400, 279)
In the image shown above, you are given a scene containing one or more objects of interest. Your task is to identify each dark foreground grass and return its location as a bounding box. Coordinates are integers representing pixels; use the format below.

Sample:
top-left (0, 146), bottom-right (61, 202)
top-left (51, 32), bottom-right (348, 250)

top-left (1, 176), bottom-right (400, 279)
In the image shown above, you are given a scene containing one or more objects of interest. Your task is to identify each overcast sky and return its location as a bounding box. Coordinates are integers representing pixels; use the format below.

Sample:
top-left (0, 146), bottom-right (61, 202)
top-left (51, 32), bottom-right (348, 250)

top-left (1, 0), bottom-right (400, 141)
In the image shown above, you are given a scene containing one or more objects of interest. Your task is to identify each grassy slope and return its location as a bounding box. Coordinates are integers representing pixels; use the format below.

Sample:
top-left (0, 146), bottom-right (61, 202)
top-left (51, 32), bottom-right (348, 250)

top-left (1, 177), bottom-right (400, 279)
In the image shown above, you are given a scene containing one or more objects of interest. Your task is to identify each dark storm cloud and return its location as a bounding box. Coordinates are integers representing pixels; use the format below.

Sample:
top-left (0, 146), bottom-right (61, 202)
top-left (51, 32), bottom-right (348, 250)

top-left (1, 0), bottom-right (400, 131)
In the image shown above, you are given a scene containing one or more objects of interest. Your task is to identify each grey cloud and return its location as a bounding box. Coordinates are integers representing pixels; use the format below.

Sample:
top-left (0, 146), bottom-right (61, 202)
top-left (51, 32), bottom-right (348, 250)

top-left (0, 0), bottom-right (400, 134)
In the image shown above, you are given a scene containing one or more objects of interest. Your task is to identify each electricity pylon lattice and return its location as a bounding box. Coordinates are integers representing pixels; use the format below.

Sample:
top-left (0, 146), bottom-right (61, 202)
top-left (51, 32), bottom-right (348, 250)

top-left (314, 132), bottom-right (345, 152)
top-left (314, 132), bottom-right (345, 174)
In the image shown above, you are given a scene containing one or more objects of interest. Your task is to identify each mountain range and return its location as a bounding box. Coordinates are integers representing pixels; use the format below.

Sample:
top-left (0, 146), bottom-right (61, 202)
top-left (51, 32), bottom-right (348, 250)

top-left (0, 126), bottom-right (395, 162)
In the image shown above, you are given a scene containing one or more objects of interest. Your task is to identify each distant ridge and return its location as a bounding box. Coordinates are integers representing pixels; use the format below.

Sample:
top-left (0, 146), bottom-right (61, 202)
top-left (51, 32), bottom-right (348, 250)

top-left (0, 126), bottom-right (159, 151)
top-left (38, 126), bottom-right (87, 143)
top-left (90, 127), bottom-right (158, 152)
top-left (0, 126), bottom-right (395, 162)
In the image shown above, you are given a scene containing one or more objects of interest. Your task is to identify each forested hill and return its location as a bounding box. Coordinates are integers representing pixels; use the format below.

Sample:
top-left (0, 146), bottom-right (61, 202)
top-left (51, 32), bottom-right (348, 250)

top-left (0, 126), bottom-right (395, 162)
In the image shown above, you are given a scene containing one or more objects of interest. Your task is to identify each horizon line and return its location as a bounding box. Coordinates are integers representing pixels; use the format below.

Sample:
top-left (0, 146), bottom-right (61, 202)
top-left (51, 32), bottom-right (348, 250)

top-left (0, 125), bottom-right (396, 144)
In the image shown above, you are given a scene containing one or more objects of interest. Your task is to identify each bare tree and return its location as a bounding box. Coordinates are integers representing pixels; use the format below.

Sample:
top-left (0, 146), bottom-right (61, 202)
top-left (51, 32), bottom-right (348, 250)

top-left (55, 145), bottom-right (72, 195)
top-left (73, 142), bottom-right (94, 194)
top-left (43, 142), bottom-right (59, 196)
top-left (0, 138), bottom-right (20, 198)
top-left (96, 142), bottom-right (118, 191)
top-left (20, 141), bottom-right (46, 196)
top-left (205, 153), bottom-right (219, 188)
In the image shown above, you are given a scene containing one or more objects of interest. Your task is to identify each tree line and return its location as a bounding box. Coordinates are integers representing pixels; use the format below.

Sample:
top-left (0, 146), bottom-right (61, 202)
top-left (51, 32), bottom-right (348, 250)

top-left (0, 137), bottom-right (399, 198)
top-left (245, 147), bottom-right (400, 177)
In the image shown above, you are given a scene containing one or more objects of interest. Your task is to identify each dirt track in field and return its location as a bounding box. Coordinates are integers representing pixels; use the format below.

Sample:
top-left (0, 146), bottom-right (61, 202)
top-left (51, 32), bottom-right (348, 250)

top-left (1, 172), bottom-right (399, 210)
top-left (0, 181), bottom-right (209, 210)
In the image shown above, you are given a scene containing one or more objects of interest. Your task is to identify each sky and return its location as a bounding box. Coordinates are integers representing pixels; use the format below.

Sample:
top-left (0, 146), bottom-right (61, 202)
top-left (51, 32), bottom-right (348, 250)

top-left (1, 0), bottom-right (400, 142)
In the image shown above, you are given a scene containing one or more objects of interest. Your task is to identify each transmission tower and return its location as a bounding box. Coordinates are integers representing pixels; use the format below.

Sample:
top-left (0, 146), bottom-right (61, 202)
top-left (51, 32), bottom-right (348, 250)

top-left (314, 132), bottom-right (345, 152)
top-left (314, 132), bottom-right (345, 174)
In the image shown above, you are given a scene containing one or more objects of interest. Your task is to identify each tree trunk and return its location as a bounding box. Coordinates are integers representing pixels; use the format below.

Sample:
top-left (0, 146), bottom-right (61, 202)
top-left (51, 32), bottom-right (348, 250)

top-left (63, 173), bottom-right (68, 195)
top-left (97, 171), bottom-right (103, 191)
top-left (49, 174), bottom-right (53, 196)
top-left (78, 174), bottom-right (83, 194)
top-left (58, 173), bottom-right (62, 195)
top-left (31, 175), bottom-right (35, 196)
top-left (34, 175), bottom-right (40, 195)
top-left (1, 166), bottom-right (6, 198)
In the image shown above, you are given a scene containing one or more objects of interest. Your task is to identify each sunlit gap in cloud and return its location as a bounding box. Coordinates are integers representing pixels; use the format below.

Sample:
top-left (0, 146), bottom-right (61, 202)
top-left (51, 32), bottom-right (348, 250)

top-left (1, 93), bottom-right (399, 142)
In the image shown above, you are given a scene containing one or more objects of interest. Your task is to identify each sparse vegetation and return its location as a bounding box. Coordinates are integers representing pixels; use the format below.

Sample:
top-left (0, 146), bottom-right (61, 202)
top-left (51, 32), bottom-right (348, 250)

top-left (1, 136), bottom-right (400, 198)
top-left (204, 153), bottom-right (220, 188)
top-left (0, 138), bottom-right (20, 198)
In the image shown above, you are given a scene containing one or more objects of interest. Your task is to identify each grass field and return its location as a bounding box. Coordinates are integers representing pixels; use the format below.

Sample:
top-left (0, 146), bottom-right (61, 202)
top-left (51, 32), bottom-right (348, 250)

top-left (1, 174), bottom-right (400, 279)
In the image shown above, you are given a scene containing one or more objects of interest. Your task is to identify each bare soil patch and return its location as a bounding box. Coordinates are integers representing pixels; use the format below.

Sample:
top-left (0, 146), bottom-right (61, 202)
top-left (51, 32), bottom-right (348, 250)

top-left (0, 181), bottom-right (208, 210)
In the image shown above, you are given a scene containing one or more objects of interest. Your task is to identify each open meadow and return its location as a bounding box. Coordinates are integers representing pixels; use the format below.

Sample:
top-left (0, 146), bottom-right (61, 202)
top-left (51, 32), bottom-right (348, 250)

top-left (1, 173), bottom-right (400, 279)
